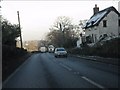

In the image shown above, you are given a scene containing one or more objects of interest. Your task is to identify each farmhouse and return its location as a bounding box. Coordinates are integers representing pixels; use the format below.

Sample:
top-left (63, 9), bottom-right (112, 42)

top-left (84, 4), bottom-right (120, 45)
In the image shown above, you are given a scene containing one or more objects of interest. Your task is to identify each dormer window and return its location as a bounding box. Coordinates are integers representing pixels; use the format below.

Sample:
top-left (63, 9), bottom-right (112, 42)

top-left (103, 20), bottom-right (107, 27)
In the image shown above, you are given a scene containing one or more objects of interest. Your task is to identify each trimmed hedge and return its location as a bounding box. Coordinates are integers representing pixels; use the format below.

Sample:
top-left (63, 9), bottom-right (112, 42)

top-left (2, 45), bottom-right (27, 59)
top-left (68, 38), bottom-right (120, 58)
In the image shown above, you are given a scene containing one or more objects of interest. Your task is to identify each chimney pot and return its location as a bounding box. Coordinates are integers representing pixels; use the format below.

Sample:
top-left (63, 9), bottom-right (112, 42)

top-left (93, 4), bottom-right (99, 15)
top-left (95, 4), bottom-right (97, 7)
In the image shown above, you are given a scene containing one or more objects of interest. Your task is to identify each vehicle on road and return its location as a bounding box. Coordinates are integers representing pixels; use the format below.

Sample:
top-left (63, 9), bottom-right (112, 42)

top-left (40, 46), bottom-right (47, 53)
top-left (48, 45), bottom-right (54, 53)
top-left (54, 47), bottom-right (67, 58)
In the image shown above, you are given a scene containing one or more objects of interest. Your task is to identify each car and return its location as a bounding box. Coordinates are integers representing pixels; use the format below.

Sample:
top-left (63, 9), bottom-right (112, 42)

top-left (54, 47), bottom-right (67, 58)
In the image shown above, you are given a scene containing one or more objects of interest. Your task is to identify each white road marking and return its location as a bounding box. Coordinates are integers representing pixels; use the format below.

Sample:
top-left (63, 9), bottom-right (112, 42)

top-left (77, 72), bottom-right (80, 74)
top-left (59, 63), bottom-right (72, 71)
top-left (81, 76), bottom-right (105, 89)
top-left (74, 72), bottom-right (77, 74)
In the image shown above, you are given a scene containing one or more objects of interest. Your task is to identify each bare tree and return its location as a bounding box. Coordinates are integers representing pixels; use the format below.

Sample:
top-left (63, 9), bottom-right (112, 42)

top-left (52, 16), bottom-right (72, 31)
top-left (46, 16), bottom-right (78, 48)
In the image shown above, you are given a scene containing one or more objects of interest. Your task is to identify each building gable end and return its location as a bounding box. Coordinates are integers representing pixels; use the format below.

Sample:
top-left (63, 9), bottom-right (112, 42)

top-left (85, 6), bottom-right (120, 29)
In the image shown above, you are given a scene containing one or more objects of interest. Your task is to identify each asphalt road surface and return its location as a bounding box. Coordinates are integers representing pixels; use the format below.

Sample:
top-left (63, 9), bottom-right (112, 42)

top-left (3, 53), bottom-right (119, 89)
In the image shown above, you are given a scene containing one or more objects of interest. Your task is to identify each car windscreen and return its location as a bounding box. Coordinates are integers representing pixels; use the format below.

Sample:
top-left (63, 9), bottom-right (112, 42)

top-left (57, 48), bottom-right (65, 51)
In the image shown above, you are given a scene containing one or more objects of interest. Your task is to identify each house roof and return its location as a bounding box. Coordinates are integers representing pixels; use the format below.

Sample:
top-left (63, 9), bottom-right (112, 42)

top-left (84, 6), bottom-right (120, 29)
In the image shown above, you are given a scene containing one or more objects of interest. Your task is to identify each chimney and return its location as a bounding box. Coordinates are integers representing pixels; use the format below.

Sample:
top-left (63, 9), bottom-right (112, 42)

top-left (93, 4), bottom-right (99, 15)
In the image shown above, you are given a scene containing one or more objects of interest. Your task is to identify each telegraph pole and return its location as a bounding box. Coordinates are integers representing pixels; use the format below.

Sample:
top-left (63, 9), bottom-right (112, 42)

top-left (17, 11), bottom-right (23, 49)
top-left (59, 23), bottom-right (64, 47)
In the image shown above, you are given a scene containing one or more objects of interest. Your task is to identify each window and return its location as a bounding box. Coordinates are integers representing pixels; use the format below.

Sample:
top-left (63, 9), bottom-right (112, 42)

top-left (57, 48), bottom-right (65, 51)
top-left (119, 19), bottom-right (120, 27)
top-left (103, 34), bottom-right (107, 37)
top-left (86, 36), bottom-right (92, 43)
top-left (103, 20), bottom-right (107, 27)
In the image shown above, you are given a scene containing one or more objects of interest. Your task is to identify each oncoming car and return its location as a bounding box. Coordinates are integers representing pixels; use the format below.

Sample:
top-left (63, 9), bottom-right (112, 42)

top-left (54, 47), bottom-right (67, 58)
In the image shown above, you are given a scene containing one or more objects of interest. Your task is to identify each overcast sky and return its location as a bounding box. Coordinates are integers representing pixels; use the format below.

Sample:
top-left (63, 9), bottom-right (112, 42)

top-left (1, 0), bottom-right (119, 41)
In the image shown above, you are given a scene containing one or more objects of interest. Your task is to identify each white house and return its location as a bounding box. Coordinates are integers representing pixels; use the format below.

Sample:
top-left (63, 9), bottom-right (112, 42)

top-left (84, 4), bottom-right (120, 45)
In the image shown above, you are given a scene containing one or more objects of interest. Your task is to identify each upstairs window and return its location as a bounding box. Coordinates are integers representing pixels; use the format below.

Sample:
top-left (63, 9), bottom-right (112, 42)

top-left (103, 34), bottom-right (107, 37)
top-left (118, 19), bottom-right (120, 27)
top-left (103, 20), bottom-right (107, 27)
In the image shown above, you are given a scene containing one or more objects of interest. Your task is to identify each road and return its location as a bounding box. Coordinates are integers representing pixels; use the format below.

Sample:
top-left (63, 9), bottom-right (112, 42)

top-left (3, 53), bottom-right (119, 89)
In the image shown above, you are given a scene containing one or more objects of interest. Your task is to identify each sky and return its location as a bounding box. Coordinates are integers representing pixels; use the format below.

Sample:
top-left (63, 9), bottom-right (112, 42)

top-left (1, 0), bottom-right (119, 41)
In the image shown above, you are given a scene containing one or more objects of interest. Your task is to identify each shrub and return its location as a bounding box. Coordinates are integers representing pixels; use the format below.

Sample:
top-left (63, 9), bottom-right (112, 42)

top-left (69, 38), bottom-right (120, 58)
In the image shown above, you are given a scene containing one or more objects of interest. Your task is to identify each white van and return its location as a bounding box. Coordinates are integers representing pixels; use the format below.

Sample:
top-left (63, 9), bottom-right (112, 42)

top-left (40, 47), bottom-right (47, 53)
top-left (48, 45), bottom-right (54, 53)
